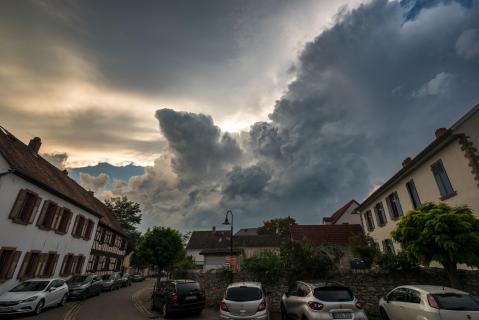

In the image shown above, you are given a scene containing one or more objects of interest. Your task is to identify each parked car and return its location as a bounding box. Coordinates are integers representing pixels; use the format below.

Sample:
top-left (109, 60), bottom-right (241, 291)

top-left (67, 274), bottom-right (103, 299)
top-left (101, 273), bottom-right (122, 291)
top-left (379, 285), bottom-right (479, 320)
top-left (151, 279), bottom-right (205, 317)
top-left (120, 273), bottom-right (132, 287)
top-left (220, 282), bottom-right (269, 320)
top-left (131, 273), bottom-right (146, 282)
top-left (281, 281), bottom-right (367, 320)
top-left (0, 278), bottom-right (68, 315)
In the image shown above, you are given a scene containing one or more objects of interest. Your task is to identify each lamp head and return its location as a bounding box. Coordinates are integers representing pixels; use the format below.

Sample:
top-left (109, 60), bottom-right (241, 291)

top-left (222, 216), bottom-right (230, 225)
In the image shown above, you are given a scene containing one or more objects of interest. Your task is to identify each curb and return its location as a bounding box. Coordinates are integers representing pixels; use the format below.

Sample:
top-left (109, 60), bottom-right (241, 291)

top-left (63, 302), bottom-right (82, 320)
top-left (131, 285), bottom-right (158, 319)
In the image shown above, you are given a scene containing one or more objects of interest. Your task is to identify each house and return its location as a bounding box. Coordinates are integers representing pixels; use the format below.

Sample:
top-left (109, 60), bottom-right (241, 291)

top-left (235, 228), bottom-right (258, 236)
top-left (290, 224), bottom-right (364, 270)
top-left (186, 227), bottom-right (231, 266)
top-left (322, 200), bottom-right (360, 225)
top-left (357, 103), bottom-right (479, 255)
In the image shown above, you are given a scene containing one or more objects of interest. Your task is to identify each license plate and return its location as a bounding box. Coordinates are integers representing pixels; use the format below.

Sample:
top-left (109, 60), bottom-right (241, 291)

top-left (185, 296), bottom-right (197, 301)
top-left (333, 312), bottom-right (352, 319)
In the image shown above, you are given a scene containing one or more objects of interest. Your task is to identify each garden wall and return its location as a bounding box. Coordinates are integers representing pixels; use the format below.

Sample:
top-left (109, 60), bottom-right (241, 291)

top-left (187, 269), bottom-right (479, 317)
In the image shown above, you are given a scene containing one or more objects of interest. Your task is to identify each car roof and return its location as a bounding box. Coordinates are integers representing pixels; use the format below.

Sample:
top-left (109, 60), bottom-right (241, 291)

top-left (24, 278), bottom-right (56, 282)
top-left (398, 285), bottom-right (468, 295)
top-left (300, 280), bottom-right (345, 288)
top-left (227, 282), bottom-right (262, 289)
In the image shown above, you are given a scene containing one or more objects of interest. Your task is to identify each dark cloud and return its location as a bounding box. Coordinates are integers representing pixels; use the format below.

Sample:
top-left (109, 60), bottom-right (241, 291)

top-left (222, 165), bottom-right (272, 199)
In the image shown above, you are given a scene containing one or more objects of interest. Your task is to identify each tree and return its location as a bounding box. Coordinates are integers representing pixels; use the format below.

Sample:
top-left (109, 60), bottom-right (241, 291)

top-left (105, 196), bottom-right (142, 253)
top-left (349, 233), bottom-right (380, 267)
top-left (137, 226), bottom-right (184, 280)
top-left (392, 203), bottom-right (479, 288)
top-left (130, 251), bottom-right (148, 272)
top-left (257, 216), bottom-right (297, 237)
top-left (243, 250), bottom-right (284, 286)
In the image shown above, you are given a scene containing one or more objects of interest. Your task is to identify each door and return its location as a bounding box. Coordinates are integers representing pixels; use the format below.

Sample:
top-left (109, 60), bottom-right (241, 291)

top-left (383, 288), bottom-right (410, 320)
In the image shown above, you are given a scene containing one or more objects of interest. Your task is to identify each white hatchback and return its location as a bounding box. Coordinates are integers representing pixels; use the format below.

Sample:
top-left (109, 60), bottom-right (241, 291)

top-left (220, 282), bottom-right (269, 320)
top-left (0, 278), bottom-right (68, 315)
top-left (379, 285), bottom-right (479, 320)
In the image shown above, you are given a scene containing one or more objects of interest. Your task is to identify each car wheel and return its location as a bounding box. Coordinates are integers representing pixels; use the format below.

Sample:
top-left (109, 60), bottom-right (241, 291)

top-left (281, 304), bottom-right (289, 320)
top-left (161, 303), bottom-right (169, 318)
top-left (59, 294), bottom-right (68, 307)
top-left (34, 300), bottom-right (45, 315)
top-left (380, 307), bottom-right (390, 320)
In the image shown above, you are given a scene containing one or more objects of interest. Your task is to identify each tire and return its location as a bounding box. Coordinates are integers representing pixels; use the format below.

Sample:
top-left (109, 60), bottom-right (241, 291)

top-left (161, 303), bottom-right (170, 318)
top-left (380, 307), bottom-right (390, 320)
top-left (58, 294), bottom-right (68, 307)
top-left (281, 304), bottom-right (289, 320)
top-left (34, 300), bottom-right (45, 315)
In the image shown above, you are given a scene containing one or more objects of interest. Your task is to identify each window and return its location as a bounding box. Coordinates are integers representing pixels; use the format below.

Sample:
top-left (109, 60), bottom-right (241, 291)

top-left (406, 180), bottom-right (421, 209)
top-left (56, 209), bottom-right (73, 234)
top-left (388, 288), bottom-right (408, 302)
top-left (432, 293), bottom-right (479, 311)
top-left (60, 254), bottom-right (75, 276)
top-left (226, 287), bottom-right (263, 301)
top-left (431, 160), bottom-right (455, 199)
top-left (98, 256), bottom-right (106, 271)
top-left (109, 257), bottom-right (117, 271)
top-left (110, 233), bottom-right (116, 247)
top-left (374, 202), bottom-right (387, 226)
top-left (0, 248), bottom-right (21, 281)
top-left (115, 257), bottom-right (122, 271)
top-left (313, 287), bottom-right (354, 302)
top-left (17, 251), bottom-right (41, 280)
top-left (41, 253), bottom-right (59, 278)
top-left (83, 220), bottom-right (94, 240)
top-left (407, 289), bottom-right (421, 304)
top-left (364, 210), bottom-right (375, 231)
top-left (87, 255), bottom-right (98, 272)
top-left (382, 239), bottom-right (396, 255)
top-left (386, 192), bottom-right (403, 220)
top-left (36, 201), bottom-right (59, 230)
top-left (72, 215), bottom-right (86, 238)
top-left (95, 226), bottom-right (103, 242)
top-left (8, 189), bottom-right (42, 225)
top-left (74, 256), bottom-right (85, 274)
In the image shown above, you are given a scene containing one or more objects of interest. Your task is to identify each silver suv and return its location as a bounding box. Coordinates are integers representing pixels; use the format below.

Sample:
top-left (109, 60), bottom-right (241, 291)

top-left (220, 282), bottom-right (269, 320)
top-left (281, 281), bottom-right (368, 320)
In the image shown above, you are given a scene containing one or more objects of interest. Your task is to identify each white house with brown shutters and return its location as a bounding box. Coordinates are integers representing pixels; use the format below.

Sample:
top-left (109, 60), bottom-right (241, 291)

top-left (0, 127), bottom-right (126, 294)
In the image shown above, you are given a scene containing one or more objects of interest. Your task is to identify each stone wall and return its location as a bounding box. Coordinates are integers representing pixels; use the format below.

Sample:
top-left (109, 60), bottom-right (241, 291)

top-left (187, 268), bottom-right (479, 317)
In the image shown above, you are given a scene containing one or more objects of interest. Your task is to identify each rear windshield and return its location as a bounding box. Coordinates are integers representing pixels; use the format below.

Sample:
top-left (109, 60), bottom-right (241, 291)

top-left (177, 282), bottom-right (201, 295)
top-left (314, 287), bottom-right (354, 302)
top-left (226, 287), bottom-right (262, 302)
top-left (433, 293), bottom-right (479, 311)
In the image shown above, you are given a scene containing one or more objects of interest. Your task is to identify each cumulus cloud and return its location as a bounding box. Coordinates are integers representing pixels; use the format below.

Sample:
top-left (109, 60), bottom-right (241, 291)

top-left (456, 28), bottom-right (479, 60)
top-left (413, 72), bottom-right (455, 97)
top-left (79, 172), bottom-right (109, 193)
top-left (42, 152), bottom-right (69, 170)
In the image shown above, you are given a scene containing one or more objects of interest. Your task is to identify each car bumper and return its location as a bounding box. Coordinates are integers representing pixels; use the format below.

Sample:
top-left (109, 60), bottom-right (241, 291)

top-left (169, 302), bottom-right (205, 312)
top-left (68, 290), bottom-right (87, 298)
top-left (304, 311), bottom-right (368, 320)
top-left (0, 302), bottom-right (36, 314)
top-left (220, 311), bottom-right (269, 320)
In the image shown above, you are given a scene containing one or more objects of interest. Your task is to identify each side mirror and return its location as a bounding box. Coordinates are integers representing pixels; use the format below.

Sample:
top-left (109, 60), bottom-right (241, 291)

top-left (49, 287), bottom-right (56, 292)
top-left (384, 295), bottom-right (390, 303)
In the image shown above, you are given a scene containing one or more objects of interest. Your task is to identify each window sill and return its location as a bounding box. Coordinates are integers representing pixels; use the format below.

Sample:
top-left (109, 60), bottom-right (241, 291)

top-left (55, 231), bottom-right (67, 235)
top-left (440, 191), bottom-right (457, 201)
top-left (10, 219), bottom-right (29, 225)
top-left (37, 225), bottom-right (51, 231)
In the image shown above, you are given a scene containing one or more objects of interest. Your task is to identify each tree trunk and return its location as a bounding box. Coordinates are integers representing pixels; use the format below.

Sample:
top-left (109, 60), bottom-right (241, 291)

top-left (443, 260), bottom-right (462, 289)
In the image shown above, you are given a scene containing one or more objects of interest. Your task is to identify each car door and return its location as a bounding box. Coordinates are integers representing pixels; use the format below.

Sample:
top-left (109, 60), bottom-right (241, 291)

top-left (52, 280), bottom-right (66, 304)
top-left (403, 288), bottom-right (424, 319)
top-left (285, 283), bottom-right (308, 319)
top-left (93, 276), bottom-right (102, 294)
top-left (44, 281), bottom-right (57, 307)
top-left (383, 288), bottom-right (410, 320)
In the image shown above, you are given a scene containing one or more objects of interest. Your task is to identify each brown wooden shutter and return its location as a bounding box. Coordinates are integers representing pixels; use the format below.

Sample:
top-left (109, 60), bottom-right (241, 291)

top-left (76, 256), bottom-right (85, 274)
top-left (71, 215), bottom-right (80, 238)
top-left (51, 207), bottom-right (63, 230)
top-left (6, 251), bottom-right (21, 280)
top-left (71, 256), bottom-right (79, 275)
top-left (28, 196), bottom-right (42, 224)
top-left (50, 254), bottom-right (59, 277)
top-left (36, 253), bottom-right (48, 277)
top-left (36, 200), bottom-right (50, 228)
top-left (17, 252), bottom-right (31, 280)
top-left (8, 189), bottom-right (27, 219)
top-left (59, 255), bottom-right (67, 276)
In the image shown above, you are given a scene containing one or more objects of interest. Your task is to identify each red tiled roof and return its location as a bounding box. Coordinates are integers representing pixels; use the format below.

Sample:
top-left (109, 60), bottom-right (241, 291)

top-left (0, 127), bottom-right (127, 237)
top-left (290, 224), bottom-right (363, 246)
top-left (322, 200), bottom-right (359, 224)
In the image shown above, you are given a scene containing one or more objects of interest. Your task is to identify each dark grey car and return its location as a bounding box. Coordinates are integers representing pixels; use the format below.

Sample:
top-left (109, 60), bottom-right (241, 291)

top-left (67, 275), bottom-right (103, 300)
top-left (101, 273), bottom-right (122, 291)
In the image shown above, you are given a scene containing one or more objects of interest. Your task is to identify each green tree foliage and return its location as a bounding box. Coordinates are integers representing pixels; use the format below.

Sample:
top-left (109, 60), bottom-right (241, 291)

top-left (280, 240), bottom-right (336, 283)
top-left (392, 203), bottom-right (479, 288)
top-left (172, 255), bottom-right (197, 278)
top-left (243, 250), bottom-right (284, 286)
top-left (375, 252), bottom-right (418, 273)
top-left (130, 250), bottom-right (148, 272)
top-left (137, 226), bottom-right (184, 279)
top-left (349, 233), bottom-right (379, 266)
top-left (105, 196), bottom-right (142, 253)
top-left (257, 216), bottom-right (297, 237)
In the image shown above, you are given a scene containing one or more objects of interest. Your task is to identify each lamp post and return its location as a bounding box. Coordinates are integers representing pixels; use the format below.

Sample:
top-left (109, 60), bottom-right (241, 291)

top-left (222, 210), bottom-right (234, 283)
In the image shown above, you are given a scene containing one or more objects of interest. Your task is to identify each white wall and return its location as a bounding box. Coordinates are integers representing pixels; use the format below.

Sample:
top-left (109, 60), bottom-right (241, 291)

top-left (334, 203), bottom-right (361, 225)
top-left (203, 255), bottom-right (226, 271)
top-left (187, 249), bottom-right (204, 265)
top-left (0, 171), bottom-right (99, 294)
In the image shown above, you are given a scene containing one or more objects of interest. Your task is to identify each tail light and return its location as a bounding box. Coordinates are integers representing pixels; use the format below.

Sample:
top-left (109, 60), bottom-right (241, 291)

top-left (355, 302), bottom-right (363, 309)
top-left (220, 299), bottom-right (229, 312)
top-left (307, 301), bottom-right (324, 311)
top-left (168, 292), bottom-right (178, 303)
top-left (427, 294), bottom-right (439, 309)
top-left (258, 298), bottom-right (267, 311)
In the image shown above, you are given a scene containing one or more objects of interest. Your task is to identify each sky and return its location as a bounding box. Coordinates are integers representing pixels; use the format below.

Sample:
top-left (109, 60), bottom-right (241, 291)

top-left (1, 0), bottom-right (479, 231)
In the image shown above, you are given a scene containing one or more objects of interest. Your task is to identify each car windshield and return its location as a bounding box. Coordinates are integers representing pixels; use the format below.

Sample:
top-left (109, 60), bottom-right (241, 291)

top-left (314, 287), bottom-right (354, 302)
top-left (68, 275), bottom-right (90, 283)
top-left (10, 281), bottom-right (50, 292)
top-left (433, 293), bottom-right (479, 311)
top-left (226, 287), bottom-right (262, 302)
top-left (102, 275), bottom-right (113, 280)
top-left (177, 282), bottom-right (201, 295)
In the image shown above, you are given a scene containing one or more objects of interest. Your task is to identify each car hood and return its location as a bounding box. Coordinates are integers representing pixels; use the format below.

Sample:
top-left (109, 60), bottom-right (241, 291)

top-left (0, 291), bottom-right (40, 301)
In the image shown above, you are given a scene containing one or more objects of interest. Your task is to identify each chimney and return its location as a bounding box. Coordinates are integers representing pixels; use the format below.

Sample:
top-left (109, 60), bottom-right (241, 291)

top-left (28, 137), bottom-right (42, 153)
top-left (88, 190), bottom-right (94, 195)
top-left (435, 128), bottom-right (447, 139)
top-left (402, 157), bottom-right (412, 167)
top-left (62, 169), bottom-right (68, 175)
top-left (212, 226), bottom-right (216, 233)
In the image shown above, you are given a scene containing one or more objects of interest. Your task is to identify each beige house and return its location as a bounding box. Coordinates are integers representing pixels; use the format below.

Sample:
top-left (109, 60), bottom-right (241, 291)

top-left (357, 103), bottom-right (479, 254)
top-left (322, 200), bottom-right (360, 225)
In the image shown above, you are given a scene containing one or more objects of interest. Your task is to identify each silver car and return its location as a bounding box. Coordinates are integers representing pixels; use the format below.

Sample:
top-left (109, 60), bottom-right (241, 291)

top-left (281, 281), bottom-right (368, 320)
top-left (379, 285), bottom-right (479, 320)
top-left (0, 278), bottom-right (68, 315)
top-left (220, 282), bottom-right (269, 320)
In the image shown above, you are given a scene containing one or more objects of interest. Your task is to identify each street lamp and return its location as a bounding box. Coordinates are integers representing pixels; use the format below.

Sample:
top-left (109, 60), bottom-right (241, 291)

top-left (222, 210), bottom-right (234, 283)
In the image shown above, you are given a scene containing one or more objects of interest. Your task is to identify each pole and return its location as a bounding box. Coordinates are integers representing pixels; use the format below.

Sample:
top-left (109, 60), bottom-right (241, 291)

top-left (227, 210), bottom-right (233, 283)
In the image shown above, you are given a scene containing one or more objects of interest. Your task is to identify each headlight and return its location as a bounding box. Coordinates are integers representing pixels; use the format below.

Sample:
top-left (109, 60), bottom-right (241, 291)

top-left (20, 296), bottom-right (38, 303)
top-left (80, 284), bottom-right (90, 289)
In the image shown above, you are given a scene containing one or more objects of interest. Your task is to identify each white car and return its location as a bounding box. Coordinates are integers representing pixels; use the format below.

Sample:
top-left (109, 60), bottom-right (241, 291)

top-left (0, 278), bottom-right (68, 315)
top-left (379, 285), bottom-right (479, 320)
top-left (220, 282), bottom-right (269, 320)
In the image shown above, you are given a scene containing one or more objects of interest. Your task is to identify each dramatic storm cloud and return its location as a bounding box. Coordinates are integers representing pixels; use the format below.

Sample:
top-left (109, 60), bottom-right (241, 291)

top-left (79, 172), bottom-right (109, 193)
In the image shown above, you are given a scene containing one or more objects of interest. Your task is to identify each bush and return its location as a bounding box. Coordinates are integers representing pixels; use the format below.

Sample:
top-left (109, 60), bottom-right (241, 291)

top-left (172, 255), bottom-right (197, 278)
top-left (375, 252), bottom-right (418, 273)
top-left (349, 233), bottom-right (380, 267)
top-left (243, 250), bottom-right (284, 285)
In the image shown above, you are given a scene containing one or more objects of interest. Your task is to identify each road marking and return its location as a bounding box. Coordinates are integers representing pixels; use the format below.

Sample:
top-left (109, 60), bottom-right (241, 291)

top-left (64, 301), bottom-right (82, 320)
top-left (131, 284), bottom-right (158, 319)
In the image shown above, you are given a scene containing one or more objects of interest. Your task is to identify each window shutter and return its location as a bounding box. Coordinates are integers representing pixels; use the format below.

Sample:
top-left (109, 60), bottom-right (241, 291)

top-left (36, 253), bottom-right (48, 277)
top-left (6, 251), bottom-right (21, 280)
top-left (71, 256), bottom-right (79, 274)
top-left (60, 255), bottom-right (68, 276)
top-left (77, 256), bottom-right (85, 274)
top-left (8, 189), bottom-right (27, 219)
top-left (385, 196), bottom-right (394, 220)
top-left (50, 254), bottom-right (59, 277)
top-left (51, 206), bottom-right (62, 230)
top-left (17, 252), bottom-right (31, 280)
top-left (28, 196), bottom-right (42, 224)
top-left (64, 210), bottom-right (73, 233)
top-left (394, 192), bottom-right (403, 216)
top-left (71, 215), bottom-right (80, 238)
top-left (36, 200), bottom-right (50, 228)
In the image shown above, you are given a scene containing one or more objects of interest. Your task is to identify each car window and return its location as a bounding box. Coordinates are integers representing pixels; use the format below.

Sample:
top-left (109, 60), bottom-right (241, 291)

top-left (288, 283), bottom-right (298, 296)
top-left (389, 288), bottom-right (408, 302)
top-left (433, 293), bottom-right (479, 311)
top-left (297, 284), bottom-right (309, 297)
top-left (226, 287), bottom-right (262, 302)
top-left (177, 282), bottom-right (201, 296)
top-left (407, 289), bottom-right (421, 304)
top-left (10, 281), bottom-right (50, 292)
top-left (314, 287), bottom-right (354, 302)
